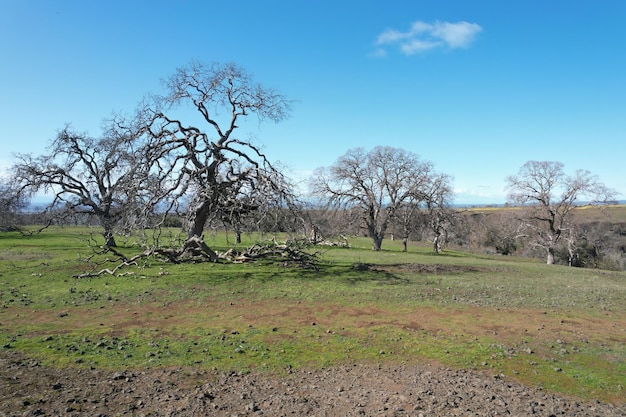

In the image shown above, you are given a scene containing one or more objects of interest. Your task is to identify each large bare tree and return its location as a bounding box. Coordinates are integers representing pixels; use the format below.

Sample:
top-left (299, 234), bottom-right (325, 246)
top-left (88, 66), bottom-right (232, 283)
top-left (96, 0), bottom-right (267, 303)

top-left (142, 61), bottom-right (294, 260)
top-left (311, 146), bottom-right (445, 251)
top-left (10, 124), bottom-right (148, 246)
top-left (506, 160), bottom-right (616, 264)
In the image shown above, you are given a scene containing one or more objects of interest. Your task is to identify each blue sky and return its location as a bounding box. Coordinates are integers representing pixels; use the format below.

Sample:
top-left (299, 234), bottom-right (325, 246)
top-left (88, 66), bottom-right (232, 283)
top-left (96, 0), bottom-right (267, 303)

top-left (1, 0), bottom-right (624, 204)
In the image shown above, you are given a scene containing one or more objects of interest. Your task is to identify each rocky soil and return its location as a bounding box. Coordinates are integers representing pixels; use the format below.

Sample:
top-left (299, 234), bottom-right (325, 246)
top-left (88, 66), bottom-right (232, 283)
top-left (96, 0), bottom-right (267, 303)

top-left (1, 350), bottom-right (624, 416)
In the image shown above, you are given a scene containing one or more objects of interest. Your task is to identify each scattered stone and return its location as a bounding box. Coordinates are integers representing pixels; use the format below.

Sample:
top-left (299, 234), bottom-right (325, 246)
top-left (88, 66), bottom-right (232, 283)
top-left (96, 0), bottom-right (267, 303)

top-left (1, 350), bottom-right (624, 416)
top-left (245, 402), bottom-right (258, 412)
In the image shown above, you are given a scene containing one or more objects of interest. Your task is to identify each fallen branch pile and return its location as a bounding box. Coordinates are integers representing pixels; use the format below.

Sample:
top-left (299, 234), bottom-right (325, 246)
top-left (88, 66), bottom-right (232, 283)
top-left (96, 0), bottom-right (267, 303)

top-left (221, 240), bottom-right (319, 269)
top-left (73, 239), bottom-right (318, 277)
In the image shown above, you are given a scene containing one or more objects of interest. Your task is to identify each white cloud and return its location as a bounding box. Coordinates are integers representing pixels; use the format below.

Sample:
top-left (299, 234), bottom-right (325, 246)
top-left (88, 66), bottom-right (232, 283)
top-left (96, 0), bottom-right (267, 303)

top-left (376, 29), bottom-right (409, 44)
top-left (400, 39), bottom-right (443, 55)
top-left (410, 21), bottom-right (434, 34)
top-left (433, 21), bottom-right (483, 48)
top-left (374, 20), bottom-right (482, 56)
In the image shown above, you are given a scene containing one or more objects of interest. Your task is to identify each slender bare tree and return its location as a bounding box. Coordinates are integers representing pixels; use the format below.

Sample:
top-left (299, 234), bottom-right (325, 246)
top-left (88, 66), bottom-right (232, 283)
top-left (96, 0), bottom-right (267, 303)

top-left (506, 160), bottom-right (616, 264)
top-left (422, 172), bottom-right (454, 253)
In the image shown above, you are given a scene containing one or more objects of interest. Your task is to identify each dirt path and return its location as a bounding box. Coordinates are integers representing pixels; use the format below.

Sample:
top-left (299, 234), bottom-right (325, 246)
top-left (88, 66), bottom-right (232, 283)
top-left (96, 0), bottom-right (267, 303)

top-left (1, 350), bottom-right (624, 417)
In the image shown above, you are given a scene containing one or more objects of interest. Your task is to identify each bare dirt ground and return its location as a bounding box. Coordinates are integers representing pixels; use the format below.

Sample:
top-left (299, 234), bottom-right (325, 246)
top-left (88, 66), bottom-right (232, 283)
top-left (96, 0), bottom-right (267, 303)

top-left (2, 349), bottom-right (625, 417)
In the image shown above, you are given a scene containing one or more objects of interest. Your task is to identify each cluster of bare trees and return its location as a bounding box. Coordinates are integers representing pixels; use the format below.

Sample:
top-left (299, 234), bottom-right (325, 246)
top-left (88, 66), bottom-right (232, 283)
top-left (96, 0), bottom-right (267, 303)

top-left (309, 146), bottom-right (454, 252)
top-left (4, 62), bottom-right (296, 263)
top-left (0, 61), bottom-right (620, 269)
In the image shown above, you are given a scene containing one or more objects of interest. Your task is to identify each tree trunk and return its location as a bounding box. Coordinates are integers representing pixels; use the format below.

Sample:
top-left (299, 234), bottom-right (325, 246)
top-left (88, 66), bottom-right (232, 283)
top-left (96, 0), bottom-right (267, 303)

top-left (371, 234), bottom-right (383, 251)
top-left (184, 201), bottom-right (219, 261)
top-left (546, 247), bottom-right (555, 265)
top-left (103, 231), bottom-right (117, 247)
top-left (367, 219), bottom-right (384, 251)
top-left (433, 234), bottom-right (442, 253)
top-left (188, 202), bottom-right (211, 240)
top-left (402, 237), bottom-right (408, 252)
top-left (310, 225), bottom-right (320, 243)
top-left (101, 217), bottom-right (117, 247)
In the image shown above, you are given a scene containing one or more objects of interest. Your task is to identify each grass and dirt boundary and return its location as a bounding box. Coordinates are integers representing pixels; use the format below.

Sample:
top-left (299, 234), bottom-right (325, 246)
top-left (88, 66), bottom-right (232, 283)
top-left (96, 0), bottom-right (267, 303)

top-left (1, 227), bottom-right (624, 412)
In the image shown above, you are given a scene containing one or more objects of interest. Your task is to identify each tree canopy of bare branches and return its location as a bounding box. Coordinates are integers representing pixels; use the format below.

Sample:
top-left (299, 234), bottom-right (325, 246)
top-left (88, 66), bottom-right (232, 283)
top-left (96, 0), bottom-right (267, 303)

top-left (0, 182), bottom-right (27, 232)
top-left (421, 172), bottom-right (455, 253)
top-left (140, 61), bottom-right (295, 261)
top-left (506, 160), bottom-right (616, 264)
top-left (5, 61), bottom-right (303, 266)
top-left (9, 124), bottom-right (149, 246)
top-left (310, 146), bottom-right (451, 251)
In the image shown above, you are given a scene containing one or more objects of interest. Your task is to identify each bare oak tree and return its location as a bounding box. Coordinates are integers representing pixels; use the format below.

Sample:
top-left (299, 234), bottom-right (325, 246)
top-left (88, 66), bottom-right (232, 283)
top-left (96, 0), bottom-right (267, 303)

top-left (10, 124), bottom-right (148, 246)
top-left (311, 146), bottom-right (444, 251)
top-left (421, 172), bottom-right (454, 253)
top-left (506, 160), bottom-right (616, 264)
top-left (0, 182), bottom-right (27, 232)
top-left (142, 61), bottom-right (294, 261)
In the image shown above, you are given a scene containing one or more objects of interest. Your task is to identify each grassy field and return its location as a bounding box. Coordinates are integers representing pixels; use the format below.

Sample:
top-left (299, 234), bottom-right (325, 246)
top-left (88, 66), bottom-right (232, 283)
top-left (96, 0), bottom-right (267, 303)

top-left (0, 227), bottom-right (625, 404)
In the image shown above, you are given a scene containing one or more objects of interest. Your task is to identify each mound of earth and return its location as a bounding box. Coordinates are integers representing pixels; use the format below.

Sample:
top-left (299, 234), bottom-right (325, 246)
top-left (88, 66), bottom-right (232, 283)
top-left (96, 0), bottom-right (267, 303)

top-left (1, 350), bottom-right (624, 416)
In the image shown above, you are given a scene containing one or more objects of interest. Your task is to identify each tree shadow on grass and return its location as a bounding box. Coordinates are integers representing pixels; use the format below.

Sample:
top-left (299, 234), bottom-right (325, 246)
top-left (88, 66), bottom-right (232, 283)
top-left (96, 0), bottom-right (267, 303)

top-left (329, 262), bottom-right (495, 286)
top-left (341, 262), bottom-right (410, 285)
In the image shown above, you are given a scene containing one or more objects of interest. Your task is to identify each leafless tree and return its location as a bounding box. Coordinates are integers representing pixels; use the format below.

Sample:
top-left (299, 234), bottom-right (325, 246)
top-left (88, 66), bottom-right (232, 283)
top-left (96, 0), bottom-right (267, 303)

top-left (141, 61), bottom-right (295, 261)
top-left (421, 172), bottom-right (455, 253)
top-left (506, 160), bottom-right (616, 264)
top-left (394, 200), bottom-right (421, 252)
top-left (310, 146), bottom-right (445, 251)
top-left (9, 124), bottom-right (149, 246)
top-left (0, 182), bottom-right (28, 232)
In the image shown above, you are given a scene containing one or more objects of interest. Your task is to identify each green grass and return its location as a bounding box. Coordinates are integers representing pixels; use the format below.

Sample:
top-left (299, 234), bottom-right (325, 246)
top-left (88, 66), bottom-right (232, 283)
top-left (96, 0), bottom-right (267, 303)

top-left (0, 227), bottom-right (625, 403)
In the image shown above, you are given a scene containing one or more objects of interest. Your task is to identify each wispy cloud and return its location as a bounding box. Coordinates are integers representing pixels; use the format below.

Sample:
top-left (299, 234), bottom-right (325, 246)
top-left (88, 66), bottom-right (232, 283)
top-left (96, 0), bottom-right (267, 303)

top-left (375, 20), bottom-right (482, 56)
